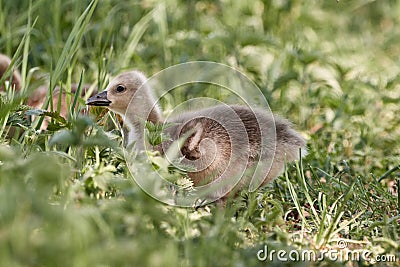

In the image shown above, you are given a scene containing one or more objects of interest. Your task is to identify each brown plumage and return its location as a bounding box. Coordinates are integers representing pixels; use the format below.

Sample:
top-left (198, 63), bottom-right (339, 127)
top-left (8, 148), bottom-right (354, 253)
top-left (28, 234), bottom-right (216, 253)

top-left (86, 70), bottom-right (307, 198)
top-left (0, 54), bottom-right (21, 91)
top-left (28, 84), bottom-right (96, 130)
top-left (0, 53), bottom-right (97, 131)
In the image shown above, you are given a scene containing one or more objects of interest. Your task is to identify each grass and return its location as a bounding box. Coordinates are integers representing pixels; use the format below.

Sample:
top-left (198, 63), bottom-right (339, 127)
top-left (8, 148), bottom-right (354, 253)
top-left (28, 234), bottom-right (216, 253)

top-left (0, 0), bottom-right (399, 266)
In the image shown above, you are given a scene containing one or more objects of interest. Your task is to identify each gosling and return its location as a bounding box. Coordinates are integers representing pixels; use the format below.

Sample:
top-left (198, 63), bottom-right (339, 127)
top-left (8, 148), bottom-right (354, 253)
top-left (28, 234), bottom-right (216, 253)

top-left (0, 53), bottom-right (21, 91)
top-left (86, 71), bottom-right (307, 197)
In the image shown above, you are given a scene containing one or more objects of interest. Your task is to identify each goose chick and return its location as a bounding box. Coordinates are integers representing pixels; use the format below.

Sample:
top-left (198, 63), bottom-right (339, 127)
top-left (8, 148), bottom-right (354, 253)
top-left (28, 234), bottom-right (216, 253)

top-left (0, 54), bottom-right (97, 131)
top-left (86, 71), bottom-right (307, 195)
top-left (0, 54), bottom-right (22, 91)
top-left (28, 84), bottom-right (97, 130)
top-left (0, 53), bottom-right (95, 116)
top-left (28, 83), bottom-right (96, 116)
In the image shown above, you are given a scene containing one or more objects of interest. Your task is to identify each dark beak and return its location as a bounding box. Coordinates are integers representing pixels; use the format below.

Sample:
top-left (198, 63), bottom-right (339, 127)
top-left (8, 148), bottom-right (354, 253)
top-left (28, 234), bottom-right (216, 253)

top-left (86, 91), bottom-right (111, 106)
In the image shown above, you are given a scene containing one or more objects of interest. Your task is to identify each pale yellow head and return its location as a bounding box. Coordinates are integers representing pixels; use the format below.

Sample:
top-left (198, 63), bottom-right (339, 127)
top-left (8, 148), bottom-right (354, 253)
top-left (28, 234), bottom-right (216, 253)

top-left (86, 70), bottom-right (161, 123)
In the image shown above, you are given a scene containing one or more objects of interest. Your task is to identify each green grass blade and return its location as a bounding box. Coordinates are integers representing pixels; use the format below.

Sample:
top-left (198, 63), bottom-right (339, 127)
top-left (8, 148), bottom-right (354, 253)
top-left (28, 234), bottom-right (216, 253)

top-left (117, 7), bottom-right (156, 69)
top-left (70, 70), bottom-right (84, 116)
top-left (36, 0), bottom-right (98, 130)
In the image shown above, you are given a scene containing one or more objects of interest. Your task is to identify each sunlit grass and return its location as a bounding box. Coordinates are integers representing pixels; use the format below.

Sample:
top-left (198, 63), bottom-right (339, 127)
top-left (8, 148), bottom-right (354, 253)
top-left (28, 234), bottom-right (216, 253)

top-left (0, 0), bottom-right (399, 266)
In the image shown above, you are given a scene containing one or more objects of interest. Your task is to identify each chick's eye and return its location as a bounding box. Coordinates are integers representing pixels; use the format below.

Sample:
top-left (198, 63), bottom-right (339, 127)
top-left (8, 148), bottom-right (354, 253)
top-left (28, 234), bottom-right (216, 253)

top-left (116, 85), bottom-right (126, 93)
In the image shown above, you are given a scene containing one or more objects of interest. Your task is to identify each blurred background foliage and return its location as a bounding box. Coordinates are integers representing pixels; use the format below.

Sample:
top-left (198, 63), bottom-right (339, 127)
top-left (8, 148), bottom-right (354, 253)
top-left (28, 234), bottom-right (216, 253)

top-left (0, 0), bottom-right (399, 266)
